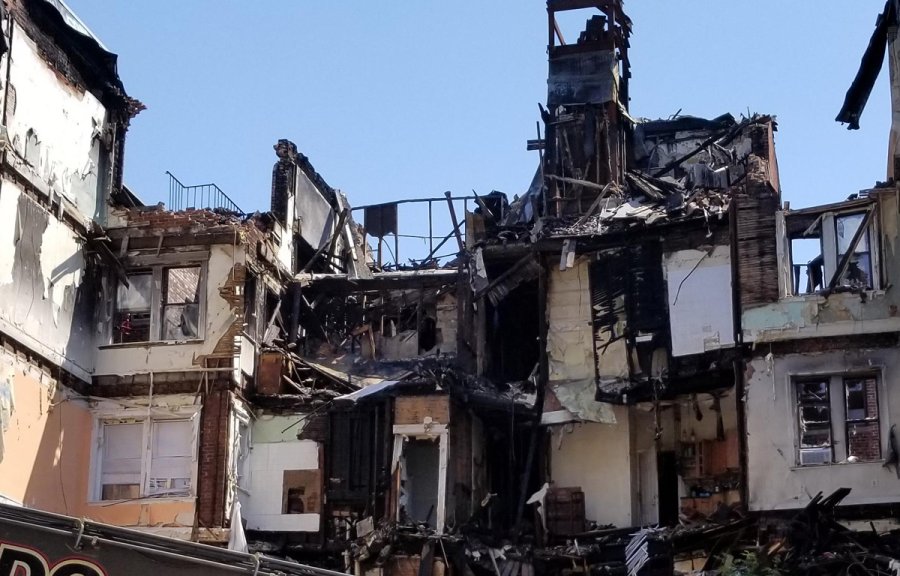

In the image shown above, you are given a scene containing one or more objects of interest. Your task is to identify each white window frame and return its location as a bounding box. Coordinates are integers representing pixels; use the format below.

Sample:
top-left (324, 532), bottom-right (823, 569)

top-left (792, 369), bottom-right (888, 467)
top-left (89, 407), bottom-right (200, 503)
top-left (111, 258), bottom-right (208, 344)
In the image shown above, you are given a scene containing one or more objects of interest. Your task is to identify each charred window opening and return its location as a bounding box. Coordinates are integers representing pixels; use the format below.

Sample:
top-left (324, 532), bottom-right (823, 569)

top-left (114, 271), bottom-right (152, 343)
top-left (400, 439), bottom-right (440, 526)
top-left (263, 289), bottom-right (281, 342)
top-left (796, 379), bottom-right (833, 466)
top-left (794, 374), bottom-right (882, 466)
top-left (845, 377), bottom-right (881, 462)
top-left (786, 204), bottom-right (879, 295)
top-left (244, 273), bottom-right (258, 342)
top-left (486, 278), bottom-right (540, 382)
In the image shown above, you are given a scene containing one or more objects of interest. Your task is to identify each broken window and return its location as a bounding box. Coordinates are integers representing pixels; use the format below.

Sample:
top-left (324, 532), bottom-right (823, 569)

top-left (794, 374), bottom-right (882, 466)
top-left (111, 264), bottom-right (206, 344)
top-left (845, 377), bottom-right (881, 462)
top-left (796, 379), bottom-right (833, 466)
top-left (98, 417), bottom-right (195, 501)
top-left (160, 267), bottom-right (201, 340)
top-left (114, 272), bottom-right (152, 343)
top-left (786, 205), bottom-right (878, 295)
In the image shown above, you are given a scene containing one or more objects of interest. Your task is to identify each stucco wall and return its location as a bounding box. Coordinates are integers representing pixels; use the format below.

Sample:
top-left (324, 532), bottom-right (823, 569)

top-left (0, 180), bottom-right (95, 380)
top-left (745, 347), bottom-right (900, 510)
top-left (94, 244), bottom-right (245, 376)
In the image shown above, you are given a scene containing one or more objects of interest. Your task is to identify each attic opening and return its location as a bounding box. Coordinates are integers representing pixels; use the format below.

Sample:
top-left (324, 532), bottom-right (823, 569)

top-left (486, 276), bottom-right (540, 383)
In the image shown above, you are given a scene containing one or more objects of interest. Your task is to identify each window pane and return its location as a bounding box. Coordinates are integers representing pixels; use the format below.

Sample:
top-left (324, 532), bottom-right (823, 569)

top-left (161, 303), bottom-right (200, 340)
top-left (114, 273), bottom-right (153, 343)
top-left (116, 274), bottom-right (152, 312)
top-left (148, 420), bottom-right (192, 496)
top-left (847, 421), bottom-right (881, 461)
top-left (101, 422), bottom-right (142, 500)
top-left (800, 405), bottom-right (830, 425)
top-left (800, 426), bottom-right (831, 448)
top-left (798, 380), bottom-right (829, 403)
top-left (836, 214), bottom-right (869, 254)
top-left (846, 378), bottom-right (878, 421)
top-left (164, 267), bottom-right (200, 304)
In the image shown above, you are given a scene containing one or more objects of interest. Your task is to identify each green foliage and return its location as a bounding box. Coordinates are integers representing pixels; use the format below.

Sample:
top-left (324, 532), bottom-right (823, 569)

top-left (718, 551), bottom-right (783, 576)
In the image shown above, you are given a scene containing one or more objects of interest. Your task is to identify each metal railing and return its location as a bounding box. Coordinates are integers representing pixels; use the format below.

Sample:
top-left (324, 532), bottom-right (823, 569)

top-left (166, 171), bottom-right (244, 215)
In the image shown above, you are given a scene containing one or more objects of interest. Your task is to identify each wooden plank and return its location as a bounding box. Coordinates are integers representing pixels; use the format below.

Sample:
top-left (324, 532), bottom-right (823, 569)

top-left (394, 395), bottom-right (450, 425)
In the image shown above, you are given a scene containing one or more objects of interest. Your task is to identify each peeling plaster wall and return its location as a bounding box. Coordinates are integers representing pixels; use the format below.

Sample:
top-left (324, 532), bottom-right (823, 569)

top-left (743, 293), bottom-right (900, 343)
top-left (547, 259), bottom-right (597, 382)
top-left (7, 21), bottom-right (110, 225)
top-left (548, 406), bottom-right (635, 527)
top-left (94, 244), bottom-right (246, 376)
top-left (0, 180), bottom-right (94, 380)
top-left (745, 348), bottom-right (900, 511)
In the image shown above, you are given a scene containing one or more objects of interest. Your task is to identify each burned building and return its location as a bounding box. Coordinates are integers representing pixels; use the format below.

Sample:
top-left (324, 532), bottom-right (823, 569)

top-left (4, 0), bottom-right (900, 575)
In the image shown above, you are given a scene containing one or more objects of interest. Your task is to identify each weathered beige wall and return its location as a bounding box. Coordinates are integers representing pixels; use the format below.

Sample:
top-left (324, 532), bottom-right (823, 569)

top-left (745, 348), bottom-right (900, 511)
top-left (743, 192), bottom-right (900, 343)
top-left (547, 406), bottom-right (634, 527)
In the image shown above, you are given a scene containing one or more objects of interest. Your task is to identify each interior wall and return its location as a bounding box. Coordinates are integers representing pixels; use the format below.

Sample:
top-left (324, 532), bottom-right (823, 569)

top-left (241, 414), bottom-right (321, 532)
top-left (548, 406), bottom-right (634, 527)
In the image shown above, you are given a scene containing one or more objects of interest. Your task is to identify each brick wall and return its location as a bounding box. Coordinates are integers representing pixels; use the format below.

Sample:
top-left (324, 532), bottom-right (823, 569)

top-left (198, 386), bottom-right (230, 528)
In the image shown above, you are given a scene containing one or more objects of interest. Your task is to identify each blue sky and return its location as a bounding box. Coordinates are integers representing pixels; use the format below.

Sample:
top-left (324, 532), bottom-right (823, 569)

top-left (68, 1), bottom-right (890, 252)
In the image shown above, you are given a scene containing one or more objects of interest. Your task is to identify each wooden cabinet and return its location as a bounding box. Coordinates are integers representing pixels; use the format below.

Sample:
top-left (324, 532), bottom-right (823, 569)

top-left (681, 433), bottom-right (740, 479)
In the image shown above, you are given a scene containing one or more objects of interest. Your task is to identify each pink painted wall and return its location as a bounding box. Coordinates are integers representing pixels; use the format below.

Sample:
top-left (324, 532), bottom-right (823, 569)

top-left (0, 369), bottom-right (196, 532)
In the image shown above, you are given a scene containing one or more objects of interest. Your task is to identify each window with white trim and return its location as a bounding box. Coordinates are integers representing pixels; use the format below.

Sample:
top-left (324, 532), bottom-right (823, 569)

top-left (97, 417), bottom-right (197, 501)
top-left (795, 374), bottom-right (883, 466)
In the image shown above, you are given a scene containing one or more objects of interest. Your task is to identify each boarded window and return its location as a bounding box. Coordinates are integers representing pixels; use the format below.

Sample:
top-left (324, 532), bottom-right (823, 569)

top-left (161, 267), bottom-right (201, 340)
top-left (114, 272), bottom-right (152, 343)
top-left (845, 377), bottom-right (881, 462)
top-left (101, 422), bottom-right (143, 500)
